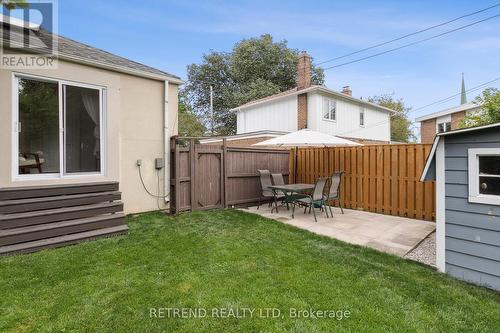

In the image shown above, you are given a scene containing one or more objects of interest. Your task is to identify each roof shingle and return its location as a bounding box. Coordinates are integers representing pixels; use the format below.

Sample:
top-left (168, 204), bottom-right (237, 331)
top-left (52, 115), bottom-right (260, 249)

top-left (1, 22), bottom-right (181, 81)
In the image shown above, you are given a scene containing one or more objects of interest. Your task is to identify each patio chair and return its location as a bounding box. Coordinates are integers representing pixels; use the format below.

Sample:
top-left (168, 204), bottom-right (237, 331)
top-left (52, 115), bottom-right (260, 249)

top-left (272, 173), bottom-right (307, 209)
top-left (292, 177), bottom-right (329, 222)
top-left (324, 171), bottom-right (345, 216)
top-left (257, 170), bottom-right (284, 210)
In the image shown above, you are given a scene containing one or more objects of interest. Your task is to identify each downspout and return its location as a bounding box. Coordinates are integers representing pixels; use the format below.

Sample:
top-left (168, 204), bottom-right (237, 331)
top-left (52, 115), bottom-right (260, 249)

top-left (164, 80), bottom-right (170, 204)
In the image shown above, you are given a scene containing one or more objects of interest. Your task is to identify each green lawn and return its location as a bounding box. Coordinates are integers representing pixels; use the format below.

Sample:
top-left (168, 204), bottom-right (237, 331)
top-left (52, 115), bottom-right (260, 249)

top-left (1, 210), bottom-right (499, 333)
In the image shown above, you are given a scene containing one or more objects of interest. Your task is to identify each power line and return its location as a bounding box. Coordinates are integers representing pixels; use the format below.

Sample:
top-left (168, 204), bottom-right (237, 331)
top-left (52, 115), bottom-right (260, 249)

top-left (335, 76), bottom-right (500, 137)
top-left (321, 14), bottom-right (500, 71)
top-left (315, 4), bottom-right (500, 66)
top-left (410, 77), bottom-right (500, 114)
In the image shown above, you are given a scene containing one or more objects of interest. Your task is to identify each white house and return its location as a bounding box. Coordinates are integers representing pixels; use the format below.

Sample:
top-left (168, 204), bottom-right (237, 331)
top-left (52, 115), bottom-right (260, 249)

top-left (228, 52), bottom-right (395, 145)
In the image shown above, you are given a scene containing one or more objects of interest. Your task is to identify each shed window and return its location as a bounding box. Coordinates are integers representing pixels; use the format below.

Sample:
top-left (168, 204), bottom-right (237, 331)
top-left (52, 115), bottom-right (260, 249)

top-left (479, 156), bottom-right (500, 195)
top-left (323, 99), bottom-right (336, 121)
top-left (468, 148), bottom-right (500, 205)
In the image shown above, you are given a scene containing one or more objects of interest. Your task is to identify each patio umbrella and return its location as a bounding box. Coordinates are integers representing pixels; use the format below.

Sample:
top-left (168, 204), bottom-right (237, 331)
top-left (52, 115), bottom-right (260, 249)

top-left (253, 129), bottom-right (361, 182)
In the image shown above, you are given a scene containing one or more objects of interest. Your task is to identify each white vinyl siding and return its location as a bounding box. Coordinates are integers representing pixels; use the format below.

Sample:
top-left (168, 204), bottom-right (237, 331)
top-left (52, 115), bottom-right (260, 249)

top-left (236, 95), bottom-right (297, 134)
top-left (308, 92), bottom-right (390, 141)
top-left (235, 90), bottom-right (391, 141)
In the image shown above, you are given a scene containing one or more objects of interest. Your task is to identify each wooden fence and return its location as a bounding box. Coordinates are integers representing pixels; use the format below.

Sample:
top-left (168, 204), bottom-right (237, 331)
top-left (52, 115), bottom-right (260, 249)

top-left (290, 144), bottom-right (435, 221)
top-left (170, 138), bottom-right (289, 213)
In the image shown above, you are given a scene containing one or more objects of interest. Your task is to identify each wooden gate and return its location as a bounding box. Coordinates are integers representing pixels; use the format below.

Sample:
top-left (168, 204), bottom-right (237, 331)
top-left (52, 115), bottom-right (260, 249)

top-left (170, 137), bottom-right (289, 213)
top-left (193, 146), bottom-right (224, 210)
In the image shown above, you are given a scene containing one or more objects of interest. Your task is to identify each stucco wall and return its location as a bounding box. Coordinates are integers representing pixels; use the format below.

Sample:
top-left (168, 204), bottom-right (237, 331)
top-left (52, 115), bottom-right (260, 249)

top-left (0, 59), bottom-right (178, 214)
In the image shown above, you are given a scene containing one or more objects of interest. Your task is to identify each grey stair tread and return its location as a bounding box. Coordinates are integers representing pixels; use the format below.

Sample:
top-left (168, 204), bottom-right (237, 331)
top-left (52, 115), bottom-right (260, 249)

top-left (0, 191), bottom-right (122, 214)
top-left (0, 191), bottom-right (121, 206)
top-left (0, 182), bottom-right (119, 200)
top-left (0, 181), bottom-right (118, 192)
top-left (0, 213), bottom-right (125, 237)
top-left (0, 225), bottom-right (129, 255)
top-left (0, 202), bottom-right (122, 221)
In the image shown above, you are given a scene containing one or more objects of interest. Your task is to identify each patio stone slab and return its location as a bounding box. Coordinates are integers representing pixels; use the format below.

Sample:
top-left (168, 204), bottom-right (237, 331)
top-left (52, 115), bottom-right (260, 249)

top-left (243, 205), bottom-right (435, 257)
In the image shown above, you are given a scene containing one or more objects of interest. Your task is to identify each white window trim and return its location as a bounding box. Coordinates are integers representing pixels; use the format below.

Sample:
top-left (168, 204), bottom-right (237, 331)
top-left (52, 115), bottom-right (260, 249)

top-left (436, 114), bottom-right (452, 134)
top-left (12, 72), bottom-right (107, 181)
top-left (359, 107), bottom-right (365, 127)
top-left (323, 98), bottom-right (337, 122)
top-left (435, 138), bottom-right (445, 272)
top-left (468, 148), bottom-right (500, 205)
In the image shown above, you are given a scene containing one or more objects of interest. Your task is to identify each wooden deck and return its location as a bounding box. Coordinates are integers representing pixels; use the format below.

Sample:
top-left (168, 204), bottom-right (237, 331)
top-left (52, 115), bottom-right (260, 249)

top-left (0, 182), bottom-right (128, 255)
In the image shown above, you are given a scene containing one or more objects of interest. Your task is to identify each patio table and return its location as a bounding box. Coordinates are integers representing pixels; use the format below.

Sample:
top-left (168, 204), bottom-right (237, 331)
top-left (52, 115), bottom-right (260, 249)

top-left (268, 184), bottom-right (314, 213)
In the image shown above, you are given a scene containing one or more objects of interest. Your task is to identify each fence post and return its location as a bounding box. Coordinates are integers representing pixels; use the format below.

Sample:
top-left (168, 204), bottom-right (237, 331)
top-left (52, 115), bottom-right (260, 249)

top-left (189, 139), bottom-right (196, 211)
top-left (222, 138), bottom-right (228, 208)
top-left (170, 135), bottom-right (179, 214)
top-left (289, 147), bottom-right (296, 183)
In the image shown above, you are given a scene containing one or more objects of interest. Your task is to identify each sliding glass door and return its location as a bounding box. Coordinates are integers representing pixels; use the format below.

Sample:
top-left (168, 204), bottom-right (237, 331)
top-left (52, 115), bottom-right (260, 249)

top-left (18, 78), bottom-right (60, 175)
top-left (64, 85), bottom-right (101, 173)
top-left (16, 76), bottom-right (104, 178)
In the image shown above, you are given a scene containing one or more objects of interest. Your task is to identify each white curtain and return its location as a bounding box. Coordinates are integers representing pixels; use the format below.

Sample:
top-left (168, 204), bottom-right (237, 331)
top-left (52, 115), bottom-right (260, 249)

top-left (81, 90), bottom-right (100, 156)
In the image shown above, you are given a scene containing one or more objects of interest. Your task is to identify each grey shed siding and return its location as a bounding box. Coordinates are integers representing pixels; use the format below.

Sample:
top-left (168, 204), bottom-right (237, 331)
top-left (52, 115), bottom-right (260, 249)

top-left (444, 127), bottom-right (500, 290)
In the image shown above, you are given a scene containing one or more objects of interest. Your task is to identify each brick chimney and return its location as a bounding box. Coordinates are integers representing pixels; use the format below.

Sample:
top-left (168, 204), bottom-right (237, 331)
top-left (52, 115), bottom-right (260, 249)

top-left (341, 86), bottom-right (352, 96)
top-left (297, 52), bottom-right (311, 129)
top-left (297, 52), bottom-right (312, 90)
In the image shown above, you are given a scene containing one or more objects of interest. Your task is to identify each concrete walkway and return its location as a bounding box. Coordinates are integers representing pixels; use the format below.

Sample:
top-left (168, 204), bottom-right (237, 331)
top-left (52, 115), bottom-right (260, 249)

top-left (243, 205), bottom-right (435, 257)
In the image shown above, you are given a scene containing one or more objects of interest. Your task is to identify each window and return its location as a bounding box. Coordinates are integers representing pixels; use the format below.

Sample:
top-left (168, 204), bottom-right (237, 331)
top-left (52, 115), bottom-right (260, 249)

top-left (15, 75), bottom-right (104, 178)
top-left (323, 99), bottom-right (336, 121)
top-left (468, 148), bottom-right (500, 205)
top-left (437, 122), bottom-right (451, 133)
top-left (359, 107), bottom-right (365, 126)
top-left (18, 79), bottom-right (60, 174)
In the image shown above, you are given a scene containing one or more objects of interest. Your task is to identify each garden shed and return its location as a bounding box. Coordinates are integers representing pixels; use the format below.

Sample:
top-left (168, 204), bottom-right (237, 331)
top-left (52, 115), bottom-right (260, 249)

top-left (421, 122), bottom-right (500, 291)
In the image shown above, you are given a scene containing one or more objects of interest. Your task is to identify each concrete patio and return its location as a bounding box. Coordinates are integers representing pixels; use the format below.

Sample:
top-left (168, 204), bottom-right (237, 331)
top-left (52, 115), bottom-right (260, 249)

top-left (243, 204), bottom-right (436, 257)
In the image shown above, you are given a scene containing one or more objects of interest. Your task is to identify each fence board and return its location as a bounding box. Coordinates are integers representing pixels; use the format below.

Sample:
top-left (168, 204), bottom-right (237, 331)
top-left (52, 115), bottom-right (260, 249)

top-left (291, 144), bottom-right (435, 221)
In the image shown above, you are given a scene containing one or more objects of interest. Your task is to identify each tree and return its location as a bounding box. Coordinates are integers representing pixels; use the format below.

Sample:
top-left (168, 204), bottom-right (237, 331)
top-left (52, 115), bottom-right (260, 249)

top-left (459, 88), bottom-right (500, 128)
top-left (183, 34), bottom-right (325, 135)
top-left (1, 0), bottom-right (28, 9)
top-left (178, 93), bottom-right (205, 137)
top-left (368, 94), bottom-right (415, 142)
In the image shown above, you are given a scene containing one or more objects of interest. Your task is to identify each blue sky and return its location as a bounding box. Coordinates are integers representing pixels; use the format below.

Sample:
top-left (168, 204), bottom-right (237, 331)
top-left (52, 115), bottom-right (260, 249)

top-left (53, 1), bottom-right (499, 123)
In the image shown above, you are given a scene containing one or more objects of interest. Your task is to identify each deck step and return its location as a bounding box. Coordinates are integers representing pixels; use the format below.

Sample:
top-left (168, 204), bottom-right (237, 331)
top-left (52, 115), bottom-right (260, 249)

top-left (0, 214), bottom-right (126, 246)
top-left (0, 182), bottom-right (119, 200)
top-left (0, 202), bottom-right (123, 229)
top-left (0, 191), bottom-right (121, 214)
top-left (0, 225), bottom-right (129, 255)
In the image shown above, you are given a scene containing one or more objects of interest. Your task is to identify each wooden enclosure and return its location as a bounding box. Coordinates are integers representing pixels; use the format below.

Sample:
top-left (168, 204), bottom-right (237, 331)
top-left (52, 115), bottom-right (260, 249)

top-left (170, 138), bottom-right (289, 213)
top-left (290, 144), bottom-right (435, 221)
